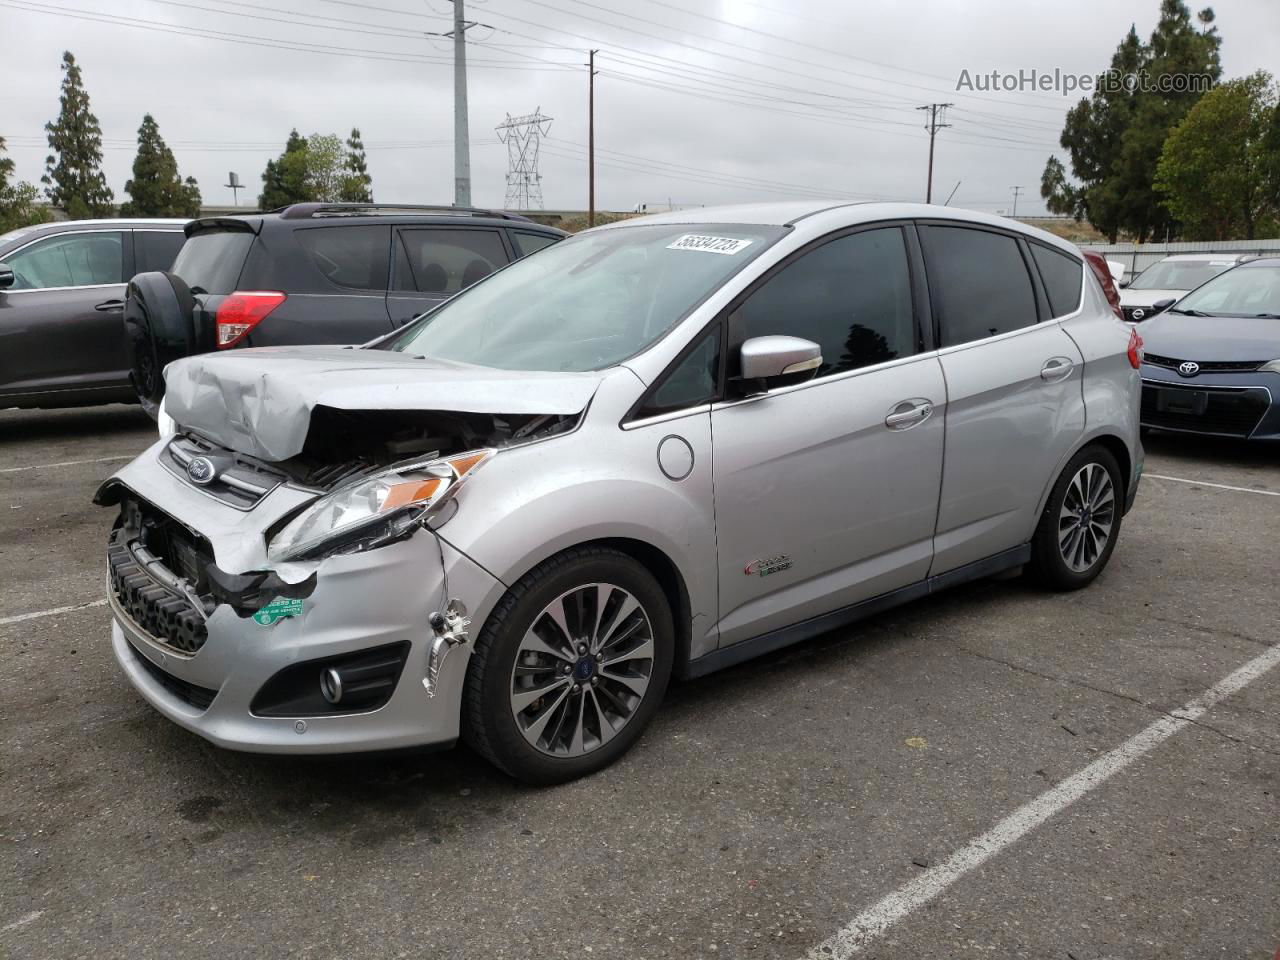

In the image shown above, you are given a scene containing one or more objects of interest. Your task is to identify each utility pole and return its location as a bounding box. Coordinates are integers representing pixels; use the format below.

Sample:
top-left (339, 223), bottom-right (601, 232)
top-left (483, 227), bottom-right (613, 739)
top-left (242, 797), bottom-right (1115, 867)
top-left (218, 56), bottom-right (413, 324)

top-left (588, 49), bottom-right (598, 227)
top-left (451, 0), bottom-right (472, 207)
top-left (1011, 185), bottom-right (1023, 218)
top-left (916, 102), bottom-right (952, 204)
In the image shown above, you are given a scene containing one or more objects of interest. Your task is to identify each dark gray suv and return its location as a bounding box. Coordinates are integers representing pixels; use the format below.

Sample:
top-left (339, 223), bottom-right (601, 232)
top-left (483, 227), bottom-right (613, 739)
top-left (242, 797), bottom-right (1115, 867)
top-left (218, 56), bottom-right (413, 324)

top-left (0, 218), bottom-right (187, 409)
top-left (125, 203), bottom-right (567, 413)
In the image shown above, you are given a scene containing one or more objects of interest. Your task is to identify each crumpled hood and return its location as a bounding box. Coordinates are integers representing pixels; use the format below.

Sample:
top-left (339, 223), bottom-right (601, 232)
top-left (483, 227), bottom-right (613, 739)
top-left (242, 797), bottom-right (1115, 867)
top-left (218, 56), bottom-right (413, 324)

top-left (1139, 313), bottom-right (1280, 362)
top-left (164, 345), bottom-right (605, 462)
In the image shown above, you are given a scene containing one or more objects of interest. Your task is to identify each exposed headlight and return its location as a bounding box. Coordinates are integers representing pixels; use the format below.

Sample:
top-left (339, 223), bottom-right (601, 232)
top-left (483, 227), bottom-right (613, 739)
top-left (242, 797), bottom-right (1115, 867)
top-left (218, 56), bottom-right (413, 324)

top-left (157, 397), bottom-right (176, 439)
top-left (1261, 359), bottom-right (1280, 373)
top-left (268, 449), bottom-right (493, 563)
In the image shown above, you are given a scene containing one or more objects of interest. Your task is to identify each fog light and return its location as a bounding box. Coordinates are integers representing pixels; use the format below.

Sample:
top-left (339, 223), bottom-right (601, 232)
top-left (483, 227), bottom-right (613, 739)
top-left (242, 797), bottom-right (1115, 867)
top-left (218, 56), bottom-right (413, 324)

top-left (320, 667), bottom-right (344, 704)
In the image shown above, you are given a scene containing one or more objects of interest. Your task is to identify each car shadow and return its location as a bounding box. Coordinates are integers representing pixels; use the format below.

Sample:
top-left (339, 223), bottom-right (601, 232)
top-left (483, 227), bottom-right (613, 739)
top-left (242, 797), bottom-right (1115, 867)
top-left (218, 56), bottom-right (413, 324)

top-left (1142, 429), bottom-right (1280, 468)
top-left (0, 403), bottom-right (154, 444)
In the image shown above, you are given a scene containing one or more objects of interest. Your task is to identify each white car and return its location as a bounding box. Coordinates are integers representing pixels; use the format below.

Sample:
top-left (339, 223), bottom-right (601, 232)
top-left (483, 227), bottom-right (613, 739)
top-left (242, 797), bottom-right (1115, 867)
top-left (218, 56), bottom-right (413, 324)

top-left (1119, 253), bottom-right (1252, 322)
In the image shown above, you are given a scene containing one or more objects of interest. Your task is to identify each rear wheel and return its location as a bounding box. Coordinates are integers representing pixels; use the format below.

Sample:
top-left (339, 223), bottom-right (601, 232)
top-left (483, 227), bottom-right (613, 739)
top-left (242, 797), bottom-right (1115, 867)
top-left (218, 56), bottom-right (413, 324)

top-left (1028, 445), bottom-right (1123, 590)
top-left (463, 547), bottom-right (673, 785)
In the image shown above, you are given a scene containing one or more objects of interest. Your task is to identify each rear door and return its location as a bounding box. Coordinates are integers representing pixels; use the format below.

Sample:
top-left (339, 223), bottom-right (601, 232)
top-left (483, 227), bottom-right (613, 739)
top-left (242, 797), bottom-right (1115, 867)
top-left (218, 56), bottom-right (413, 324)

top-left (919, 222), bottom-right (1086, 575)
top-left (0, 228), bottom-right (131, 399)
top-left (386, 226), bottom-right (513, 326)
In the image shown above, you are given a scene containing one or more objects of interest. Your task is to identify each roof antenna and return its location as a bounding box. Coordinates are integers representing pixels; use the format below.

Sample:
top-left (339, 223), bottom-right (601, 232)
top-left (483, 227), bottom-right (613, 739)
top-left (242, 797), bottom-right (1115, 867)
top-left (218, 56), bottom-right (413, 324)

top-left (944, 180), bottom-right (961, 206)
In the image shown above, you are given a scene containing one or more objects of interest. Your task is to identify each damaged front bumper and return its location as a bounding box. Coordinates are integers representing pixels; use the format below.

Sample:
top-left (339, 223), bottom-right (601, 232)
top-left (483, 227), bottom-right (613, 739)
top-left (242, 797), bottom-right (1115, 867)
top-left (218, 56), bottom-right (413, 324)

top-left (98, 439), bottom-right (505, 754)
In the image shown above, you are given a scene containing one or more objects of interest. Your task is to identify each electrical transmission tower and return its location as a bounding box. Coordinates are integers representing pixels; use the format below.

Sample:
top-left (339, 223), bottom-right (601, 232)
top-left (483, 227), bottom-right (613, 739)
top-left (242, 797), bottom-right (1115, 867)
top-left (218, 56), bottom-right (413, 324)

top-left (495, 109), bottom-right (553, 210)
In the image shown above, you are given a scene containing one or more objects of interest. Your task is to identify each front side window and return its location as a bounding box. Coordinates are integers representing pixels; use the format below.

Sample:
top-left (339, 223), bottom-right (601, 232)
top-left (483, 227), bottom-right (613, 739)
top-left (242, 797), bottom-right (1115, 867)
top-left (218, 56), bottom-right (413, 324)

top-left (386, 223), bottom-right (782, 372)
top-left (1172, 263), bottom-right (1280, 317)
top-left (922, 226), bottom-right (1037, 346)
top-left (394, 228), bottom-right (508, 295)
top-left (1030, 242), bottom-right (1083, 318)
top-left (5, 231), bottom-right (124, 289)
top-left (736, 227), bottom-right (916, 378)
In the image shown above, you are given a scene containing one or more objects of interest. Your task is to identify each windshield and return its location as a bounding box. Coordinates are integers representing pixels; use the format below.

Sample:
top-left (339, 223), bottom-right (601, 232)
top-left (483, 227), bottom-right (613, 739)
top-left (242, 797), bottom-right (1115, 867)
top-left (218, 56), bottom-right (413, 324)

top-left (385, 222), bottom-right (783, 371)
top-left (1130, 258), bottom-right (1237, 291)
top-left (1172, 263), bottom-right (1280, 317)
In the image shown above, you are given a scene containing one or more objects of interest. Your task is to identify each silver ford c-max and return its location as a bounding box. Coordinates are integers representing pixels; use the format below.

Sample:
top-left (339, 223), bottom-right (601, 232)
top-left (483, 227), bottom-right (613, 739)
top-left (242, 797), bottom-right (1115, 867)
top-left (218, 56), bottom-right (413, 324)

top-left (98, 202), bottom-right (1143, 783)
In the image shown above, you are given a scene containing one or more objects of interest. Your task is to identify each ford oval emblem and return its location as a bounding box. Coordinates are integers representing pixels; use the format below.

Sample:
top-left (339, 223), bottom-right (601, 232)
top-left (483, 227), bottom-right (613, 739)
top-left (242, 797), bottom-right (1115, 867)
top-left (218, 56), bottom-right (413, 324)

top-left (1177, 361), bottom-right (1200, 377)
top-left (187, 456), bottom-right (217, 485)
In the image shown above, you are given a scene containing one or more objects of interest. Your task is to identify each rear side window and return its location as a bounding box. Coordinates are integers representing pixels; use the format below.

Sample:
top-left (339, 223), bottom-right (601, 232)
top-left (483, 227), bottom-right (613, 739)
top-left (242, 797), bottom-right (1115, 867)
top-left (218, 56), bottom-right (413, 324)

top-left (1030, 242), bottom-right (1083, 318)
top-left (5, 231), bottom-right (124, 289)
top-left (921, 226), bottom-right (1038, 346)
top-left (736, 227), bottom-right (916, 378)
top-left (394, 228), bottom-right (508, 295)
top-left (134, 230), bottom-right (185, 274)
top-left (171, 229), bottom-right (253, 294)
top-left (511, 231), bottom-right (560, 258)
top-left (294, 225), bottom-right (389, 291)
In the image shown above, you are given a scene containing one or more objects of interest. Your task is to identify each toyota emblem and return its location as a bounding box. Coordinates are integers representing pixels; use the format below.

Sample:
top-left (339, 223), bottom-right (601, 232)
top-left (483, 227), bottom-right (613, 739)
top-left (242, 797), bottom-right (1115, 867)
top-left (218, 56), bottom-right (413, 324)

top-left (1177, 361), bottom-right (1200, 377)
top-left (186, 456), bottom-right (217, 485)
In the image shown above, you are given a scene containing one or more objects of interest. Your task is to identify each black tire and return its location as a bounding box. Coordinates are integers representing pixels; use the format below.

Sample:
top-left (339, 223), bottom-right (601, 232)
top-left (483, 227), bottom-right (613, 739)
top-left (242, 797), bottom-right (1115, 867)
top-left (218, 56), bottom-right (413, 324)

top-left (1028, 444), bottom-right (1124, 590)
top-left (123, 271), bottom-right (198, 417)
top-left (463, 546), bottom-right (674, 785)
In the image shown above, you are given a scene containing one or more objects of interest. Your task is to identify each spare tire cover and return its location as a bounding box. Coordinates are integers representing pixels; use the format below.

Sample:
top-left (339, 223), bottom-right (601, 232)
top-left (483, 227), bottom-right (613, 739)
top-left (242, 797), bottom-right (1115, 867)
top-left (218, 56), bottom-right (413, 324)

top-left (124, 271), bottom-right (196, 416)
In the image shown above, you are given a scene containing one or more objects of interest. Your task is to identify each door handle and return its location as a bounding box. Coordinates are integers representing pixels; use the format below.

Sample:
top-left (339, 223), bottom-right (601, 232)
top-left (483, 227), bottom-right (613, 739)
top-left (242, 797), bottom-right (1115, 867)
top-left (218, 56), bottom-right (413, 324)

top-left (1040, 357), bottom-right (1073, 381)
top-left (94, 299), bottom-right (125, 312)
top-left (885, 398), bottom-right (934, 430)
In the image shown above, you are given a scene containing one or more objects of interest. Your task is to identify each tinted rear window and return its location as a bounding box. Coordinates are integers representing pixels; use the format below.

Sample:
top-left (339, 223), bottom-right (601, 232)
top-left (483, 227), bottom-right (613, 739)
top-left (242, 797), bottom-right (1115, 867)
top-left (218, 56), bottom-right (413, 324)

top-left (134, 230), bottom-right (186, 274)
top-left (294, 225), bottom-right (389, 290)
top-left (921, 225), bottom-right (1038, 346)
top-left (170, 229), bottom-right (253, 294)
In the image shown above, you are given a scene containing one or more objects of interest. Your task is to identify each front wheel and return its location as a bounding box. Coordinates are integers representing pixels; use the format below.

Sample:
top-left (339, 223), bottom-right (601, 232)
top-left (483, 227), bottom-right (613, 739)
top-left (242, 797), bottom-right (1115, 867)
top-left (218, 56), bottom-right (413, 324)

top-left (462, 547), bottom-right (674, 785)
top-left (1028, 445), bottom-right (1124, 590)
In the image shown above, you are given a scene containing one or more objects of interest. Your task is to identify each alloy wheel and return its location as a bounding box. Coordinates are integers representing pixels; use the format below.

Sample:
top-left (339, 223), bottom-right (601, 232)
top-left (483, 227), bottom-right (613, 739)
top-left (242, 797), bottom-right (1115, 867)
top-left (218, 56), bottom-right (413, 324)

top-left (1058, 462), bottom-right (1116, 573)
top-left (509, 583), bottom-right (655, 758)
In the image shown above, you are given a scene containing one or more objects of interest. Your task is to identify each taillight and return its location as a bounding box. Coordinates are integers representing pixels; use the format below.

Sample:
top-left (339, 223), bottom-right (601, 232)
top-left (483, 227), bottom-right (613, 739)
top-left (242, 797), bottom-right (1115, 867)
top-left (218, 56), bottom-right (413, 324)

top-left (215, 291), bottom-right (286, 348)
top-left (1127, 328), bottom-right (1143, 369)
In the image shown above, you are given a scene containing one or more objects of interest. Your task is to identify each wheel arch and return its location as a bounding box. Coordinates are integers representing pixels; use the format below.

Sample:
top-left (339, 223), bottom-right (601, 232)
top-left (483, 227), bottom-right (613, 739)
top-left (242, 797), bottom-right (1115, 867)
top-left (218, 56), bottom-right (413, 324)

top-left (1033, 430), bottom-right (1134, 525)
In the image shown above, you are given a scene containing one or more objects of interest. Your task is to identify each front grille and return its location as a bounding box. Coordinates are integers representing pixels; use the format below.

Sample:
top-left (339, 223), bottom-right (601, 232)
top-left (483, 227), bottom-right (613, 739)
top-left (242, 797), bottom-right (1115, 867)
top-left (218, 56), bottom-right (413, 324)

top-left (125, 639), bottom-right (217, 710)
top-left (109, 537), bottom-right (209, 652)
top-left (162, 434), bottom-right (285, 510)
top-left (1141, 382), bottom-right (1269, 437)
top-left (1144, 353), bottom-right (1263, 373)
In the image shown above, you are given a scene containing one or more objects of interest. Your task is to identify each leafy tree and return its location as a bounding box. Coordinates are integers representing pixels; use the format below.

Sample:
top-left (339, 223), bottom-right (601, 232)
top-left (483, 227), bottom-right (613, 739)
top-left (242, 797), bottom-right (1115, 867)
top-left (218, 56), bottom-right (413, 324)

top-left (1041, 2), bottom-right (1221, 241)
top-left (303, 133), bottom-right (347, 202)
top-left (1155, 71), bottom-right (1280, 239)
top-left (42, 51), bottom-right (113, 218)
top-left (120, 114), bottom-right (202, 218)
top-left (0, 136), bottom-right (52, 233)
top-left (340, 127), bottom-right (373, 202)
top-left (259, 129), bottom-right (309, 210)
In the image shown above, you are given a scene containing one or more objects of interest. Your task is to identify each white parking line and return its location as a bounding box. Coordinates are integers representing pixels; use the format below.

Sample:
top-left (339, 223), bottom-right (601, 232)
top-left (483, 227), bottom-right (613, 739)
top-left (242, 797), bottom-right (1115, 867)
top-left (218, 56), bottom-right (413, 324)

top-left (806, 641), bottom-right (1280, 958)
top-left (0, 454), bottom-right (132, 475)
top-left (0, 599), bottom-right (107, 627)
top-left (1146, 473), bottom-right (1280, 497)
top-left (0, 911), bottom-right (43, 934)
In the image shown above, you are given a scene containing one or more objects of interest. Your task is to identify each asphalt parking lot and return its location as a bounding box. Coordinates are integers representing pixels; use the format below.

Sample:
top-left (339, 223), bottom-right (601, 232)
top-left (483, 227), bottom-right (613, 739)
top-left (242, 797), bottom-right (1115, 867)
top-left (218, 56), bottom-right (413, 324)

top-left (1, 404), bottom-right (1277, 960)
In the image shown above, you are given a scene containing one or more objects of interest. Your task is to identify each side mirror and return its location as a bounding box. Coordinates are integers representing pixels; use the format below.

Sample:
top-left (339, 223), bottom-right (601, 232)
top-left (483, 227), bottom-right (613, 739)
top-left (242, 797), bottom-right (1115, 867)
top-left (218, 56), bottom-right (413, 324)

top-left (1151, 298), bottom-right (1176, 314)
top-left (739, 335), bottom-right (822, 389)
top-left (1117, 279), bottom-right (1130, 289)
top-left (0, 263), bottom-right (14, 290)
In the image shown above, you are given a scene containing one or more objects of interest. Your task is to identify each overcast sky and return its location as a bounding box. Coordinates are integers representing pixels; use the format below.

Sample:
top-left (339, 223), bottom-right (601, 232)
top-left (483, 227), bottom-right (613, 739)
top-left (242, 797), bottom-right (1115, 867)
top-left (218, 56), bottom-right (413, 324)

top-left (3, 0), bottom-right (1279, 216)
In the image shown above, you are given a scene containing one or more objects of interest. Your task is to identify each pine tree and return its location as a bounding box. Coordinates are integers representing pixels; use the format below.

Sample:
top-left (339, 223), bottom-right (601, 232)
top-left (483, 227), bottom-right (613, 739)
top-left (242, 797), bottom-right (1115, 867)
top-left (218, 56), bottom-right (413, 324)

top-left (340, 127), bottom-right (373, 203)
top-left (259, 129), bottom-right (310, 210)
top-left (42, 51), bottom-right (113, 218)
top-left (120, 114), bottom-right (202, 218)
top-left (0, 136), bottom-right (52, 232)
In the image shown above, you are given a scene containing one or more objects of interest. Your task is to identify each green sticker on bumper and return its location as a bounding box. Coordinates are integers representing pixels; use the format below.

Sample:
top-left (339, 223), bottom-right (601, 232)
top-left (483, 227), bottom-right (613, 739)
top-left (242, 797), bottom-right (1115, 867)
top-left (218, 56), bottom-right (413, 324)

top-left (253, 596), bottom-right (305, 626)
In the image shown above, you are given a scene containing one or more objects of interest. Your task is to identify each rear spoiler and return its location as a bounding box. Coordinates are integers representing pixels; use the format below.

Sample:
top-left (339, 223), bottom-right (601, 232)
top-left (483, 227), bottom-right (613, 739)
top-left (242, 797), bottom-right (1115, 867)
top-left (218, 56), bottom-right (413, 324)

top-left (185, 217), bottom-right (262, 238)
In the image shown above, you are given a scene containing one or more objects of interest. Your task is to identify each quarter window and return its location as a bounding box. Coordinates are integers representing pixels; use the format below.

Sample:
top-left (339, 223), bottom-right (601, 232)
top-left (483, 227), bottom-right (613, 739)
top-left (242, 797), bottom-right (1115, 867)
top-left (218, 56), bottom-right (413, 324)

top-left (922, 226), bottom-right (1037, 346)
top-left (1030, 242), bottom-right (1083, 318)
top-left (294, 225), bottom-right (389, 290)
top-left (5, 231), bottom-right (124, 289)
top-left (637, 328), bottom-right (720, 418)
top-left (394, 228), bottom-right (508, 294)
top-left (735, 227), bottom-right (916, 378)
top-left (134, 230), bottom-right (186, 274)
top-left (511, 231), bottom-right (560, 258)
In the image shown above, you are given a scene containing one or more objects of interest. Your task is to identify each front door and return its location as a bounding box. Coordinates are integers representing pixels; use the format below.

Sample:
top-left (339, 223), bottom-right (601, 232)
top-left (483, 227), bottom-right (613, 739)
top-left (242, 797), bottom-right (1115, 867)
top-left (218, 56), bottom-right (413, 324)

top-left (710, 225), bottom-right (946, 647)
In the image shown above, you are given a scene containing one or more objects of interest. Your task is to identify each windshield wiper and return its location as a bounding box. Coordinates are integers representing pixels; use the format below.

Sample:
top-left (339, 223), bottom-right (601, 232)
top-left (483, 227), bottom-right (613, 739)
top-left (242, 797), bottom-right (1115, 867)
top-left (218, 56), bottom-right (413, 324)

top-left (1165, 307), bottom-right (1210, 316)
top-left (1252, 312), bottom-right (1280, 319)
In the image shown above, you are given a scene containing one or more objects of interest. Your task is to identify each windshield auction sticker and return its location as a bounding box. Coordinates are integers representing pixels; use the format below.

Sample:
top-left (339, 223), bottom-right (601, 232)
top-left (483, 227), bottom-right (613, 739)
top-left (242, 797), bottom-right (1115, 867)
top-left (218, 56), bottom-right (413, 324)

top-left (667, 234), bottom-right (754, 255)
